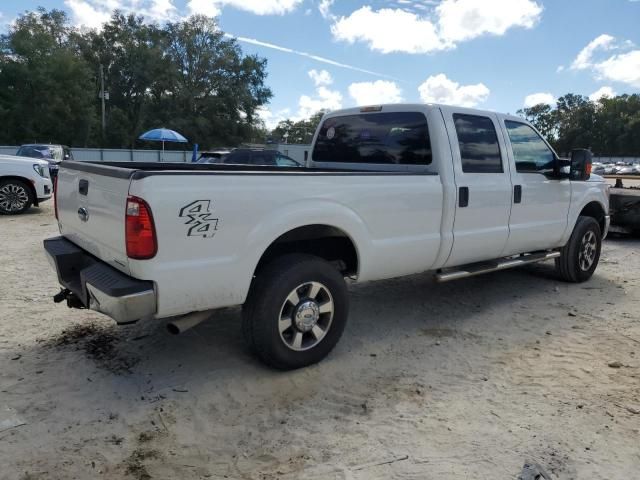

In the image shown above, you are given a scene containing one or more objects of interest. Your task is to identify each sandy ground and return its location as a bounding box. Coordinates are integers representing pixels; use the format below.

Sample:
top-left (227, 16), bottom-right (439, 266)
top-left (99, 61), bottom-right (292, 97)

top-left (1, 202), bottom-right (639, 480)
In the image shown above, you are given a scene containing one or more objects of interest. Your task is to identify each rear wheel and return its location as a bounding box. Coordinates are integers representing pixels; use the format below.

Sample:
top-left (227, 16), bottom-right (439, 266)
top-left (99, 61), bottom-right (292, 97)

top-left (0, 179), bottom-right (33, 215)
top-left (555, 216), bottom-right (602, 282)
top-left (242, 254), bottom-right (349, 370)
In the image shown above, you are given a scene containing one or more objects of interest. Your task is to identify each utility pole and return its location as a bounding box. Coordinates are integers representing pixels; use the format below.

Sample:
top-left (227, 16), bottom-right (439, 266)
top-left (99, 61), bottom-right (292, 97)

top-left (100, 64), bottom-right (106, 138)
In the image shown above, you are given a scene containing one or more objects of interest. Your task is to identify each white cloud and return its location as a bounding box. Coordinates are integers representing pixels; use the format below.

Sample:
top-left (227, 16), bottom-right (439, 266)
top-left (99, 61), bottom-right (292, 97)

top-left (308, 69), bottom-right (333, 87)
top-left (418, 73), bottom-right (489, 107)
top-left (318, 0), bottom-right (334, 19)
top-left (331, 0), bottom-right (542, 54)
top-left (437, 0), bottom-right (542, 43)
top-left (589, 86), bottom-right (616, 101)
top-left (570, 34), bottom-right (616, 70)
top-left (595, 50), bottom-right (640, 88)
top-left (258, 106), bottom-right (291, 130)
top-left (571, 34), bottom-right (640, 88)
top-left (65, 0), bottom-right (113, 29)
top-left (523, 92), bottom-right (555, 107)
top-left (187, 0), bottom-right (221, 17)
top-left (297, 86), bottom-right (342, 119)
top-left (331, 7), bottom-right (445, 54)
top-left (65, 0), bottom-right (302, 28)
top-left (208, 0), bottom-right (302, 16)
top-left (348, 80), bottom-right (403, 105)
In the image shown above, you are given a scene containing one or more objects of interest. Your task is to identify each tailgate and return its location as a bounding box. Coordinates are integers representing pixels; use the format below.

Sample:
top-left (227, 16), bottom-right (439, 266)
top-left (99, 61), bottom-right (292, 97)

top-left (56, 163), bottom-right (133, 274)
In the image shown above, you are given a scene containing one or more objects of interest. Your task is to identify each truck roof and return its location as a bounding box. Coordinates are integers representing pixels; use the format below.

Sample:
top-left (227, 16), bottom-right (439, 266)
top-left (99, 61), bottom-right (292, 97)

top-left (322, 103), bottom-right (522, 122)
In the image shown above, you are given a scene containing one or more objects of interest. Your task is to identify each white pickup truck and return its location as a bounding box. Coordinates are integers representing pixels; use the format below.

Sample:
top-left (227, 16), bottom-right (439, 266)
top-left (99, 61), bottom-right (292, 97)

top-left (1, 154), bottom-right (53, 214)
top-left (45, 104), bottom-right (609, 369)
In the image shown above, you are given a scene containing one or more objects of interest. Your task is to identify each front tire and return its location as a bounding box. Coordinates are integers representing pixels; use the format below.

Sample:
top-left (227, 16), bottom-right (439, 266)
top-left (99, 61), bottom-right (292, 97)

top-left (0, 179), bottom-right (33, 215)
top-left (555, 216), bottom-right (602, 282)
top-left (242, 254), bottom-right (349, 370)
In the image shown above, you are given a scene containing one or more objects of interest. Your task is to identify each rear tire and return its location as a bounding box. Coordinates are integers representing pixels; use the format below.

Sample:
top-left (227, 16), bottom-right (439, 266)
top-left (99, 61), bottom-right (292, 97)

top-left (555, 216), bottom-right (602, 282)
top-left (242, 254), bottom-right (349, 370)
top-left (0, 179), bottom-right (33, 215)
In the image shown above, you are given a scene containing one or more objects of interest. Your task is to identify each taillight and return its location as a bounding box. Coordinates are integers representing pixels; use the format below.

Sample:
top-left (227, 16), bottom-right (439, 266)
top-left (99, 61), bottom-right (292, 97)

top-left (53, 175), bottom-right (58, 220)
top-left (125, 196), bottom-right (157, 259)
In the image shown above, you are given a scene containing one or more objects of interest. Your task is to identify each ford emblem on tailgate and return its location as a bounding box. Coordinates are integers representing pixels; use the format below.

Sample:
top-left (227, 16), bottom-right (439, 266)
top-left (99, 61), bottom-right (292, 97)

top-left (77, 207), bottom-right (89, 222)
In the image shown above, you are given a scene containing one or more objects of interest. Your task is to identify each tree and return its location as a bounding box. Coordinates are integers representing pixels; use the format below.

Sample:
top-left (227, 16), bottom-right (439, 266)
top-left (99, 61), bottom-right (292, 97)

top-left (271, 110), bottom-right (326, 144)
top-left (79, 12), bottom-right (170, 147)
top-left (517, 93), bottom-right (640, 156)
top-left (159, 15), bottom-right (272, 147)
top-left (0, 8), bottom-right (273, 149)
top-left (0, 8), bottom-right (97, 146)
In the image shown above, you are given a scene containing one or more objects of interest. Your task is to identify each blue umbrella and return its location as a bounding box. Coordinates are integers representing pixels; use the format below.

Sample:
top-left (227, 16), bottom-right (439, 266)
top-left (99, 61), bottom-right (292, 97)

top-left (138, 128), bottom-right (188, 161)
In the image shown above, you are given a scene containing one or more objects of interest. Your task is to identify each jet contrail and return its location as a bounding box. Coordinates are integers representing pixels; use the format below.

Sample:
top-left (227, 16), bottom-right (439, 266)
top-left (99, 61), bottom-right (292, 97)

top-left (224, 33), bottom-right (400, 80)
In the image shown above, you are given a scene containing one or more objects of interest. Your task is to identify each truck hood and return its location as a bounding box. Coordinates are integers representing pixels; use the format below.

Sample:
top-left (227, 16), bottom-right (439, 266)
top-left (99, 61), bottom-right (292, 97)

top-left (0, 154), bottom-right (49, 168)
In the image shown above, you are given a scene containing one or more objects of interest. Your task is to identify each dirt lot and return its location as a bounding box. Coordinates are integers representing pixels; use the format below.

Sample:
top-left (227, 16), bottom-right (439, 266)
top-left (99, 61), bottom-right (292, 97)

top-left (1, 202), bottom-right (639, 480)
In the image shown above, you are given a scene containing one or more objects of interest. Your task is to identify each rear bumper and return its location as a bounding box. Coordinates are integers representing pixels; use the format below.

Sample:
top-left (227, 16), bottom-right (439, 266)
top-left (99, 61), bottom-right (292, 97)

top-left (604, 215), bottom-right (610, 239)
top-left (44, 236), bottom-right (156, 324)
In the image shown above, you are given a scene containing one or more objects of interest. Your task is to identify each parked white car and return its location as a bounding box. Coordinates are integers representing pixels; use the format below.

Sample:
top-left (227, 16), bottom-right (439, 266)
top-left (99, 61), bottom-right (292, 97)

top-left (0, 154), bottom-right (53, 214)
top-left (45, 104), bottom-right (610, 369)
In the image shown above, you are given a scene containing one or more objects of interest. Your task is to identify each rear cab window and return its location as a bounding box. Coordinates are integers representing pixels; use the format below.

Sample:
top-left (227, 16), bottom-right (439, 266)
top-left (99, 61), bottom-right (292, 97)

top-left (312, 112), bottom-right (432, 166)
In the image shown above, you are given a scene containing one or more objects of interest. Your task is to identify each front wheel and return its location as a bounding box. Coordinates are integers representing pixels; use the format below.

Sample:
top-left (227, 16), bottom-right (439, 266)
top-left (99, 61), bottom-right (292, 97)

top-left (555, 216), bottom-right (602, 282)
top-left (0, 179), bottom-right (33, 215)
top-left (242, 254), bottom-right (349, 370)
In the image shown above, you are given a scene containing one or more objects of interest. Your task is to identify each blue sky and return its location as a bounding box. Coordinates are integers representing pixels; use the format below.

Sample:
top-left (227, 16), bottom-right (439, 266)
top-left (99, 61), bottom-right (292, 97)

top-left (2, 1), bottom-right (639, 128)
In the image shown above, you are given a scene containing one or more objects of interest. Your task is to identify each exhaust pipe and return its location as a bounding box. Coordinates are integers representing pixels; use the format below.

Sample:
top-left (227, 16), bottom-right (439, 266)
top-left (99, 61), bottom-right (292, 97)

top-left (167, 310), bottom-right (212, 335)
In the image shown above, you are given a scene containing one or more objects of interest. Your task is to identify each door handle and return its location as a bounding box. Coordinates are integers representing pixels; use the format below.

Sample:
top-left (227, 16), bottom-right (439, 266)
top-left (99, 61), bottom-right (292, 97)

top-left (514, 185), bottom-right (522, 204)
top-left (459, 186), bottom-right (469, 208)
top-left (79, 179), bottom-right (89, 196)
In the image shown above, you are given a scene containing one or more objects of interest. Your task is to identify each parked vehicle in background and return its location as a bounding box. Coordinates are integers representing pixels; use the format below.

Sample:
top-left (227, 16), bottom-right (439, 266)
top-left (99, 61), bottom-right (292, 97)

top-left (0, 154), bottom-right (52, 214)
top-left (592, 162), bottom-right (605, 176)
top-left (16, 144), bottom-right (73, 180)
top-left (196, 149), bottom-right (231, 164)
top-left (45, 104), bottom-right (609, 370)
top-left (199, 148), bottom-right (302, 167)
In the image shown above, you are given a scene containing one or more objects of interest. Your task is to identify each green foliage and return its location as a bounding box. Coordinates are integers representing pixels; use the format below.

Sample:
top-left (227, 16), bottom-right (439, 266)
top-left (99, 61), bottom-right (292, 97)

top-left (0, 8), bottom-right (272, 148)
top-left (271, 110), bottom-right (326, 144)
top-left (0, 8), bottom-right (96, 145)
top-left (517, 93), bottom-right (640, 156)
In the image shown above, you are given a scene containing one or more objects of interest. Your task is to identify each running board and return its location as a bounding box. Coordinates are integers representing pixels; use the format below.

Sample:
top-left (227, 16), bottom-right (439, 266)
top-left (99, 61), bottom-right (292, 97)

top-left (435, 251), bottom-right (561, 283)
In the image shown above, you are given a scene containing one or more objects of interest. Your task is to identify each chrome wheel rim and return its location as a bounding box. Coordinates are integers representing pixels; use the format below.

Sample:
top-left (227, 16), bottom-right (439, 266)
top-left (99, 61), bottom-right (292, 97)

top-left (278, 281), bottom-right (334, 351)
top-left (578, 230), bottom-right (597, 271)
top-left (0, 184), bottom-right (29, 212)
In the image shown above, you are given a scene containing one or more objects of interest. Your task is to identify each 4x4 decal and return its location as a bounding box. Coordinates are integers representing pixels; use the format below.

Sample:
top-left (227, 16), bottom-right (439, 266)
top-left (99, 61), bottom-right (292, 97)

top-left (179, 200), bottom-right (219, 238)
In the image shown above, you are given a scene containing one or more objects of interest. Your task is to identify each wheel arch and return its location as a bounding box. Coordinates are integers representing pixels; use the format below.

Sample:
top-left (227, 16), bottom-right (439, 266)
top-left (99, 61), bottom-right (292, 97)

top-left (579, 201), bottom-right (606, 233)
top-left (253, 224), bottom-right (360, 278)
top-left (0, 176), bottom-right (37, 206)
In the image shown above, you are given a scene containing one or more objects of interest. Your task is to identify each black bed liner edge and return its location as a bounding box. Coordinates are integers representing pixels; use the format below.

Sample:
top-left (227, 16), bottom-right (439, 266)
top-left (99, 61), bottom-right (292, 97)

top-left (59, 160), bottom-right (438, 179)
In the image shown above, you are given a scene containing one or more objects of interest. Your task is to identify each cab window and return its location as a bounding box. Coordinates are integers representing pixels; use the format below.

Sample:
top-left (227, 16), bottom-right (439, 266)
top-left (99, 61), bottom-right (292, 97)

top-left (312, 112), bottom-right (432, 165)
top-left (505, 121), bottom-right (555, 172)
top-left (453, 114), bottom-right (503, 173)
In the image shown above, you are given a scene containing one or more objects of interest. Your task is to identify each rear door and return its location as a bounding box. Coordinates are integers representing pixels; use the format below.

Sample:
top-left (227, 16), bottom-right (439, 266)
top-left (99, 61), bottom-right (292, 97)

top-left (57, 165), bottom-right (133, 272)
top-left (442, 108), bottom-right (513, 267)
top-left (500, 118), bottom-right (570, 254)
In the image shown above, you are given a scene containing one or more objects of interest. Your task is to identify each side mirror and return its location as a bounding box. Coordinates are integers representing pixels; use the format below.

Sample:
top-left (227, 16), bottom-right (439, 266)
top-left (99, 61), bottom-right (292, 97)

top-left (570, 149), bottom-right (592, 181)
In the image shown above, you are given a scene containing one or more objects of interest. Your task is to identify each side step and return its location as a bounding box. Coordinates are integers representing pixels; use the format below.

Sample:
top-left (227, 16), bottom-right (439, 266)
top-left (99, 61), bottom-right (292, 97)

top-left (435, 251), bottom-right (561, 283)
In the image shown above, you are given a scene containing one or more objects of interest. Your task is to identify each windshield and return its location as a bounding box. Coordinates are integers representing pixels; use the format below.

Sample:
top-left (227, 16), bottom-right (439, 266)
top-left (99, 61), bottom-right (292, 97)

top-left (16, 145), bottom-right (63, 160)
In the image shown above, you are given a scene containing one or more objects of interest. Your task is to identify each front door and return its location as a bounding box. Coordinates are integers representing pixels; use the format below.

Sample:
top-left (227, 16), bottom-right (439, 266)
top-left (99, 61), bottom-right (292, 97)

top-left (443, 109), bottom-right (513, 267)
top-left (501, 119), bottom-right (571, 255)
